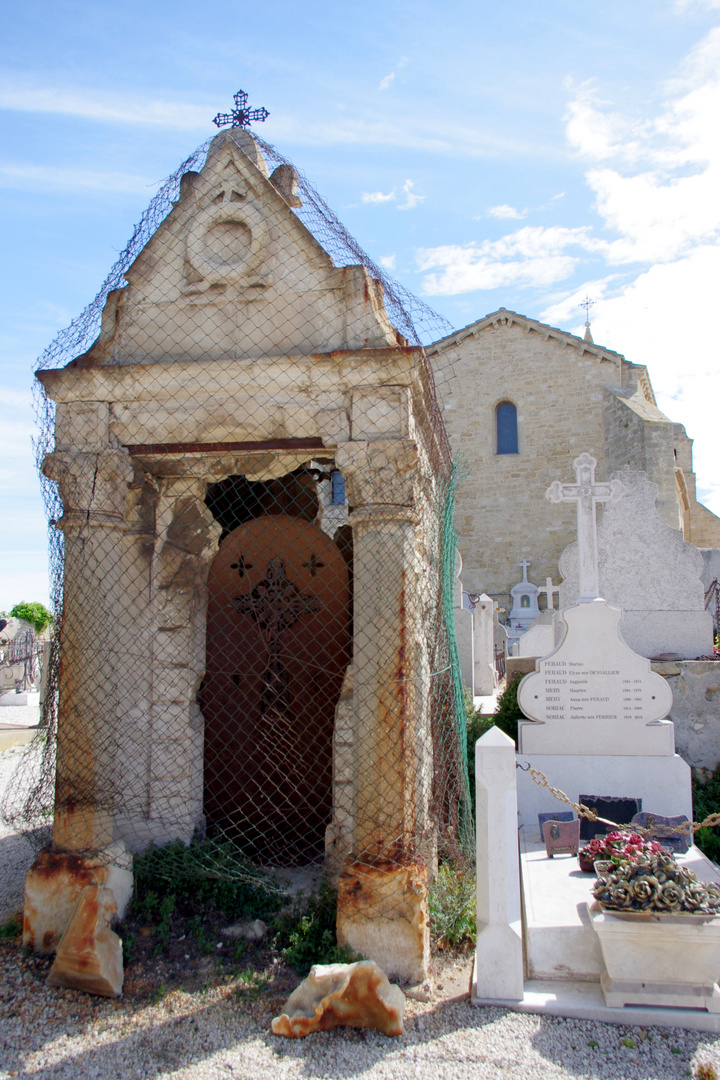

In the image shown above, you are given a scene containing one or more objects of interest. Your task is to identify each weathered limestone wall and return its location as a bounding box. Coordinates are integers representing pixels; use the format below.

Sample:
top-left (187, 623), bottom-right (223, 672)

top-left (603, 388), bottom-right (679, 530)
top-left (431, 314), bottom-right (624, 600)
top-left (654, 661), bottom-right (720, 770)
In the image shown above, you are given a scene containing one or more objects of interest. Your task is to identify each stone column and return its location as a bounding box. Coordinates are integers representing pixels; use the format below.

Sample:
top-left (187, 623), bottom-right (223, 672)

top-left (24, 449), bottom-right (136, 953)
top-left (472, 726), bottom-right (524, 1003)
top-left (333, 438), bottom-right (431, 984)
top-left (44, 449), bottom-right (135, 852)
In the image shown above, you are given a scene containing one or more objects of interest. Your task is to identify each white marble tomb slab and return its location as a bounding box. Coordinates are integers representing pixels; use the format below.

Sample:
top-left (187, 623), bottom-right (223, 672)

top-left (517, 600), bottom-right (674, 756)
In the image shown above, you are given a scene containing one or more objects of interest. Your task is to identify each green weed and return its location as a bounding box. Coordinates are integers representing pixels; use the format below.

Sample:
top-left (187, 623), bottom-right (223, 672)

top-left (234, 966), bottom-right (269, 1001)
top-left (429, 861), bottom-right (476, 950)
top-left (273, 881), bottom-right (361, 975)
top-left (0, 917), bottom-right (21, 940)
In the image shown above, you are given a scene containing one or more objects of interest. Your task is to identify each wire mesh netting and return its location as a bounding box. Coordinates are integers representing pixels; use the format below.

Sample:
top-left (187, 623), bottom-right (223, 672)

top-left (2, 127), bottom-right (472, 920)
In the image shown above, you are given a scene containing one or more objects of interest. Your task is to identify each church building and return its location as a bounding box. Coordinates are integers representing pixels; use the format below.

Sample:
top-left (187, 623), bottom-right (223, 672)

top-left (429, 307), bottom-right (720, 609)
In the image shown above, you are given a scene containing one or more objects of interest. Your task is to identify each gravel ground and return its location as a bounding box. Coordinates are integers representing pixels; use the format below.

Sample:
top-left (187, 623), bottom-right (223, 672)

top-left (3, 746), bottom-right (720, 1080)
top-left (2, 942), bottom-right (720, 1080)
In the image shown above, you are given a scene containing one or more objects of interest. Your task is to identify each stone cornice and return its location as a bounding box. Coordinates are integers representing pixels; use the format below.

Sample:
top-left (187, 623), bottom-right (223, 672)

top-left (427, 307), bottom-right (625, 366)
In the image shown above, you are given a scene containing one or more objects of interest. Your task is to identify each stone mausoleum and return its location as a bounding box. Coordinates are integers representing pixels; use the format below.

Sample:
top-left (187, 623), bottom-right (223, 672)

top-left (23, 127), bottom-right (466, 985)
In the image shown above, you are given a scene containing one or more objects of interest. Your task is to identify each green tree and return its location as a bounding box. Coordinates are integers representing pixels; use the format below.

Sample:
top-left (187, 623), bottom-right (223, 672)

top-left (9, 602), bottom-right (53, 634)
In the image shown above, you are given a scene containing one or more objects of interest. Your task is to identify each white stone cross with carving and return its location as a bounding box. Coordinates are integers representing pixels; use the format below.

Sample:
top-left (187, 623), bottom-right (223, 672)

top-left (538, 577), bottom-right (560, 610)
top-left (546, 453), bottom-right (625, 602)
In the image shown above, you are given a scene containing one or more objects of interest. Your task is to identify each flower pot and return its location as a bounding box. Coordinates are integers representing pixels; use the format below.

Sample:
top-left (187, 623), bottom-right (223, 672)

top-left (589, 902), bottom-right (720, 1012)
top-left (593, 860), bottom-right (614, 877)
top-left (578, 851), bottom-right (596, 873)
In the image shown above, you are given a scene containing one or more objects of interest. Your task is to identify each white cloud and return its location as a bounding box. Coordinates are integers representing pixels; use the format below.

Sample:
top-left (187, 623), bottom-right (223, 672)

top-left (398, 179), bottom-right (424, 211)
top-left (674, 0), bottom-right (720, 10)
top-left (378, 254), bottom-right (396, 269)
top-left (361, 189), bottom-right (396, 204)
top-left (378, 56), bottom-right (408, 91)
top-left (487, 204), bottom-right (526, 220)
top-left (417, 226), bottom-right (603, 295)
top-left (361, 179), bottom-right (423, 210)
top-left (0, 84), bottom-right (208, 129)
top-left (0, 163), bottom-right (154, 194)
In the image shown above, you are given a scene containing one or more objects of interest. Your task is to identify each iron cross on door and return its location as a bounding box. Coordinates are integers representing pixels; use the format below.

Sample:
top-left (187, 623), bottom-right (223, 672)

top-left (232, 557), bottom-right (320, 721)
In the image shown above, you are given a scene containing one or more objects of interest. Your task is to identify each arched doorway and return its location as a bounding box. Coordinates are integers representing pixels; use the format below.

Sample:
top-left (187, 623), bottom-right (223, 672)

top-left (202, 514), bottom-right (351, 864)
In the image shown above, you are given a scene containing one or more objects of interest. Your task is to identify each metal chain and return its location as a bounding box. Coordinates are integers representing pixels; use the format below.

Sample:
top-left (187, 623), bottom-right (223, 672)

top-left (518, 762), bottom-right (720, 837)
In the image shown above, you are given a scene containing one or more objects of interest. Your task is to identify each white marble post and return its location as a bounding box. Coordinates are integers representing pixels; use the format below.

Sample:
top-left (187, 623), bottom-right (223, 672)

top-left (453, 552), bottom-right (474, 695)
top-left (473, 594), bottom-right (495, 696)
top-left (473, 726), bottom-right (524, 1003)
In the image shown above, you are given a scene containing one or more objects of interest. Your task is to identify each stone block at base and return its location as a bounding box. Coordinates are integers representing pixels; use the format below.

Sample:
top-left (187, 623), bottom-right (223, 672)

top-left (471, 973), bottom-right (720, 1034)
top-left (23, 842), bottom-right (133, 953)
top-left (336, 860), bottom-right (428, 984)
top-left (47, 885), bottom-right (123, 998)
top-left (516, 753), bottom-right (692, 831)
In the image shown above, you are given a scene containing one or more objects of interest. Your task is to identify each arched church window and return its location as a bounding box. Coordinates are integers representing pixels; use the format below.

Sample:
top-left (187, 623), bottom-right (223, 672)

top-left (496, 401), bottom-right (518, 454)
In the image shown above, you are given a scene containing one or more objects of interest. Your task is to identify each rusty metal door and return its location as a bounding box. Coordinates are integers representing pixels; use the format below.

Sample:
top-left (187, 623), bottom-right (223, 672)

top-left (202, 514), bottom-right (351, 864)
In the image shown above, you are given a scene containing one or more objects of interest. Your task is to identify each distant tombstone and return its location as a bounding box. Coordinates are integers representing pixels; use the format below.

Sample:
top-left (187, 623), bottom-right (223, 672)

top-left (538, 578), bottom-right (560, 611)
top-left (558, 468), bottom-right (713, 659)
top-left (537, 810), bottom-right (574, 832)
top-left (631, 811), bottom-right (691, 854)
top-left (578, 794), bottom-right (642, 841)
top-left (542, 818), bottom-right (581, 857)
top-left (517, 610), bottom-right (555, 658)
top-left (506, 560), bottom-right (540, 653)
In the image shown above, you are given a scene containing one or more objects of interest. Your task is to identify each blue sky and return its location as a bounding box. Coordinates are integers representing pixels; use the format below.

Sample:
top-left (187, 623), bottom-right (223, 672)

top-left (2, 0), bottom-right (720, 608)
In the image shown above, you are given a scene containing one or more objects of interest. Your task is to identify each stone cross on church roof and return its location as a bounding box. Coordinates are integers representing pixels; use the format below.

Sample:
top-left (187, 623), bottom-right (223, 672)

top-left (546, 453), bottom-right (625, 603)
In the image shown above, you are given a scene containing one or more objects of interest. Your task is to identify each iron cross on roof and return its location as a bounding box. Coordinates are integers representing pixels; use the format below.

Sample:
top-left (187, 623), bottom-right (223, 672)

top-left (580, 296), bottom-right (595, 321)
top-left (213, 89), bottom-right (269, 129)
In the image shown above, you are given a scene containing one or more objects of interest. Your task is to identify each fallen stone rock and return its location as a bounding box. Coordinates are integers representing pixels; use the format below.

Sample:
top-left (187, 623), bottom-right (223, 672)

top-left (271, 959), bottom-right (404, 1038)
top-left (221, 918), bottom-right (268, 942)
top-left (47, 885), bottom-right (123, 998)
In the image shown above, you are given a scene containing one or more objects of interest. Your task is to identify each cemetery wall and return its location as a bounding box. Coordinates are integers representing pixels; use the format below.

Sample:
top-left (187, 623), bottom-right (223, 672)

top-left (654, 660), bottom-right (720, 771)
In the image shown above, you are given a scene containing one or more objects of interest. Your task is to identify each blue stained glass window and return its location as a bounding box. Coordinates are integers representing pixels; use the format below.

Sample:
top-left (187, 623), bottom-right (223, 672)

top-left (496, 401), bottom-right (518, 454)
top-left (331, 471), bottom-right (346, 505)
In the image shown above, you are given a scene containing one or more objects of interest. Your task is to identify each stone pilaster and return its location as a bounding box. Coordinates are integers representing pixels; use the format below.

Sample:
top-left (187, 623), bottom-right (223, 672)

top-left (333, 438), bottom-right (431, 983)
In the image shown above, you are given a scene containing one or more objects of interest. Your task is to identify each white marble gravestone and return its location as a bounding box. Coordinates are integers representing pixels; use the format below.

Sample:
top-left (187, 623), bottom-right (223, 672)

top-left (517, 602), bottom-right (674, 756)
top-left (515, 454), bottom-right (692, 829)
top-left (558, 468), bottom-right (713, 659)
